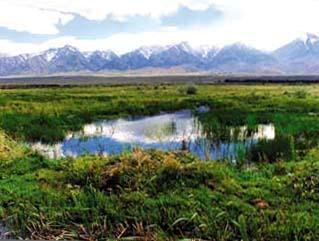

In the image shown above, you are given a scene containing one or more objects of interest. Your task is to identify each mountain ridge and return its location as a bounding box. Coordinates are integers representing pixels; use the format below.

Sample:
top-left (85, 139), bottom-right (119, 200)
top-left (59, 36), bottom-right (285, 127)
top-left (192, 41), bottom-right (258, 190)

top-left (2, 33), bottom-right (319, 76)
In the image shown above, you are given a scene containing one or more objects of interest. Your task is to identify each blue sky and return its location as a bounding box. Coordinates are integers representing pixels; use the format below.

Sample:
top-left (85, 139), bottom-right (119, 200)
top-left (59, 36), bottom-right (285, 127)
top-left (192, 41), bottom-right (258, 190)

top-left (0, 0), bottom-right (317, 55)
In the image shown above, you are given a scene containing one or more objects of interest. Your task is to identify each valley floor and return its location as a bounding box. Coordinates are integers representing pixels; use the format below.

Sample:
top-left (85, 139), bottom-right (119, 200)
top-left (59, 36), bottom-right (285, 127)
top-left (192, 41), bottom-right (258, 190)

top-left (1, 83), bottom-right (319, 240)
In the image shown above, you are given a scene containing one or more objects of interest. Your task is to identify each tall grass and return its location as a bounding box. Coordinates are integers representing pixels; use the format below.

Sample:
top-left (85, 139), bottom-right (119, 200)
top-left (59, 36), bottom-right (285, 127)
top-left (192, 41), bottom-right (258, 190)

top-left (1, 84), bottom-right (319, 143)
top-left (0, 130), bottom-right (26, 161)
top-left (1, 145), bottom-right (319, 240)
top-left (1, 84), bottom-right (319, 239)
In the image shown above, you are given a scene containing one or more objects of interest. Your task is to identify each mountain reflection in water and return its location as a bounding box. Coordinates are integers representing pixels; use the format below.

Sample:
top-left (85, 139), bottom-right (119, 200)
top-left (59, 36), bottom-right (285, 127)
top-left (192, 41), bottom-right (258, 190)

top-left (30, 110), bottom-right (275, 160)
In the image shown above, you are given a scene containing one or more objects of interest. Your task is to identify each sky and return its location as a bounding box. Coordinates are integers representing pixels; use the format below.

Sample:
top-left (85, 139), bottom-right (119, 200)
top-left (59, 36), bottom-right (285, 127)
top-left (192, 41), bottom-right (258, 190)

top-left (0, 0), bottom-right (318, 55)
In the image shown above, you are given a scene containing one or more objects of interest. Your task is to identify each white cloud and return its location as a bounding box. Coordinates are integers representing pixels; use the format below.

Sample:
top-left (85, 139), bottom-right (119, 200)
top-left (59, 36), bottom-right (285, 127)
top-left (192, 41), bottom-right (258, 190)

top-left (25, 0), bottom-right (218, 20)
top-left (0, 0), bottom-right (319, 54)
top-left (0, 0), bottom-right (218, 34)
top-left (0, 1), bottom-right (74, 34)
top-left (212, 0), bottom-right (319, 50)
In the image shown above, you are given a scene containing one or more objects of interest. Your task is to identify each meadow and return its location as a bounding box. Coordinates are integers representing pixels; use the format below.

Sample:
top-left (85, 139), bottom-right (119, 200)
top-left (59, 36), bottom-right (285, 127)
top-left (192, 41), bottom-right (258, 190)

top-left (1, 83), bottom-right (319, 240)
top-left (2, 84), bottom-right (319, 143)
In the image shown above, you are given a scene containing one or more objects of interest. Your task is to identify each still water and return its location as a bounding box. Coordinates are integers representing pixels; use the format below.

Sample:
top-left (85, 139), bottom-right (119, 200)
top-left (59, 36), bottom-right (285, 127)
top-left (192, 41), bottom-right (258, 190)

top-left (30, 110), bottom-right (275, 160)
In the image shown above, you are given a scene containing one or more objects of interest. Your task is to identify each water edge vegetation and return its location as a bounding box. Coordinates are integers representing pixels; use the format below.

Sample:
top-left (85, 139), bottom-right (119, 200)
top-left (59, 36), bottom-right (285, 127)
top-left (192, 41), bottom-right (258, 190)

top-left (1, 84), bottom-right (319, 240)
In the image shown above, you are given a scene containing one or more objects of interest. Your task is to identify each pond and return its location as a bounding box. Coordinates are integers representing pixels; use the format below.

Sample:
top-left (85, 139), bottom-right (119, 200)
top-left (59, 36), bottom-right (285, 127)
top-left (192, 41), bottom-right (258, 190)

top-left (30, 109), bottom-right (281, 161)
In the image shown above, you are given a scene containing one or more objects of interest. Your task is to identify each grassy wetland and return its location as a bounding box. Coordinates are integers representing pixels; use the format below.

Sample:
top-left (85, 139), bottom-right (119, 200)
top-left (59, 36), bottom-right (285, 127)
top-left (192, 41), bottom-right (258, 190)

top-left (1, 83), bottom-right (319, 240)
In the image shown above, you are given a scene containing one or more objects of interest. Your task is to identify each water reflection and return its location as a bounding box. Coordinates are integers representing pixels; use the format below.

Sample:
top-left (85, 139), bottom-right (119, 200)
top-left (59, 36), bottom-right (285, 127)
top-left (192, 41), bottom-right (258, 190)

top-left (30, 110), bottom-right (275, 160)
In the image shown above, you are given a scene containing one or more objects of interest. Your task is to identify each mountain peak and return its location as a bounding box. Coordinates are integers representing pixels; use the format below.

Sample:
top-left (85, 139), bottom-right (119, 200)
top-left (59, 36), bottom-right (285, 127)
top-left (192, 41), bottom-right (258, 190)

top-left (59, 45), bottom-right (79, 53)
top-left (42, 49), bottom-right (59, 62)
top-left (274, 32), bottom-right (319, 62)
top-left (173, 42), bottom-right (193, 52)
top-left (195, 45), bottom-right (219, 58)
top-left (306, 32), bottom-right (319, 39)
top-left (3, 38), bottom-right (319, 76)
top-left (86, 50), bottom-right (117, 59)
top-left (295, 33), bottom-right (319, 45)
top-left (225, 42), bottom-right (254, 50)
top-left (306, 33), bottom-right (319, 45)
top-left (136, 45), bottom-right (164, 59)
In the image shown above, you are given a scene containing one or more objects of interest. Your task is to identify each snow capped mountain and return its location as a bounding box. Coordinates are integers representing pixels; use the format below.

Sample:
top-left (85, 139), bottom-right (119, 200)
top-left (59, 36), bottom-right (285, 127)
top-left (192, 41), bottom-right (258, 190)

top-left (42, 49), bottom-right (59, 62)
top-left (214, 43), bottom-right (275, 65)
top-left (135, 46), bottom-right (165, 59)
top-left (148, 42), bottom-right (201, 68)
top-left (46, 45), bottom-right (88, 73)
top-left (198, 43), bottom-right (279, 73)
top-left (171, 42), bottom-right (194, 53)
top-left (2, 34), bottom-right (319, 76)
top-left (120, 49), bottom-right (152, 70)
top-left (85, 50), bottom-right (117, 60)
top-left (85, 50), bottom-right (120, 71)
top-left (274, 33), bottom-right (319, 73)
top-left (304, 33), bottom-right (319, 45)
top-left (116, 42), bottom-right (198, 70)
top-left (194, 45), bottom-right (219, 59)
top-left (274, 33), bottom-right (319, 60)
top-left (0, 55), bottom-right (29, 75)
top-left (0, 53), bottom-right (8, 58)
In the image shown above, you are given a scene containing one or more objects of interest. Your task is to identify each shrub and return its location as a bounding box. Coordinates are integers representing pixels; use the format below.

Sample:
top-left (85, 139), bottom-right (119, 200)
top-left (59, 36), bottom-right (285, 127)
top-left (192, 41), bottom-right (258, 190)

top-left (186, 85), bottom-right (198, 95)
top-left (294, 90), bottom-right (308, 99)
top-left (290, 161), bottom-right (319, 201)
top-left (0, 130), bottom-right (27, 161)
top-left (247, 135), bottom-right (295, 163)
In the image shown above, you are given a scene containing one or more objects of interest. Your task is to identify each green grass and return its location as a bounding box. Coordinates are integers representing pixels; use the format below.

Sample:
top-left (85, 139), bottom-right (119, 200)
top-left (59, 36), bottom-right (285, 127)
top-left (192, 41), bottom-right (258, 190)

top-left (2, 84), bottom-right (319, 240)
top-left (1, 132), bottom-right (319, 240)
top-left (1, 84), bottom-right (319, 143)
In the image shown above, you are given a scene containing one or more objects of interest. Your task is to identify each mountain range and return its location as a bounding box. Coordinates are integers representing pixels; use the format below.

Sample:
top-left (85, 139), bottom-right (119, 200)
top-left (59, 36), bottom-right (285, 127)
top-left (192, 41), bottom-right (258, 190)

top-left (2, 33), bottom-right (319, 76)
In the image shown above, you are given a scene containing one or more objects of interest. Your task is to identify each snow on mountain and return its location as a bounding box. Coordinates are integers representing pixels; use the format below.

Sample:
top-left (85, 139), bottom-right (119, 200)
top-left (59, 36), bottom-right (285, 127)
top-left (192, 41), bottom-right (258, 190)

top-left (148, 42), bottom-right (202, 68)
top-left (84, 50), bottom-right (116, 60)
top-left (194, 45), bottom-right (219, 59)
top-left (136, 46), bottom-right (165, 59)
top-left (171, 42), bottom-right (194, 53)
top-left (274, 33), bottom-right (319, 60)
top-left (46, 45), bottom-right (89, 73)
top-left (213, 43), bottom-right (274, 64)
top-left (86, 50), bottom-right (120, 71)
top-left (274, 33), bottom-right (319, 73)
top-left (0, 55), bottom-right (29, 75)
top-left (298, 33), bottom-right (319, 46)
top-left (120, 49), bottom-right (151, 70)
top-left (2, 34), bottom-right (319, 76)
top-left (43, 49), bottom-right (59, 62)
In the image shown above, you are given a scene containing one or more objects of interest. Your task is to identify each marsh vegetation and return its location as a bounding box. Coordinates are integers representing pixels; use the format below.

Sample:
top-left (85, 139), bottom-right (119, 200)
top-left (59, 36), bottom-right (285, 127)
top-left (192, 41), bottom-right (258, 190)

top-left (1, 84), bottom-right (319, 240)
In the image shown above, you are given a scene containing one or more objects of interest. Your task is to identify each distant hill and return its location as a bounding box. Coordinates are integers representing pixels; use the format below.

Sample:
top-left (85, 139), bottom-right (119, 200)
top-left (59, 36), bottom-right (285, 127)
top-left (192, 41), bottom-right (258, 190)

top-left (2, 33), bottom-right (319, 76)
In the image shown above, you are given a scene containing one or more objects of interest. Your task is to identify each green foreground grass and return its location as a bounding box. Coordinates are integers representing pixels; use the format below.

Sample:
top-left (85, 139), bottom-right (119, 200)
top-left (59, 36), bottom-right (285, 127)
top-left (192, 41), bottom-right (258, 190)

top-left (1, 131), bottom-right (319, 240)
top-left (1, 84), bottom-right (319, 240)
